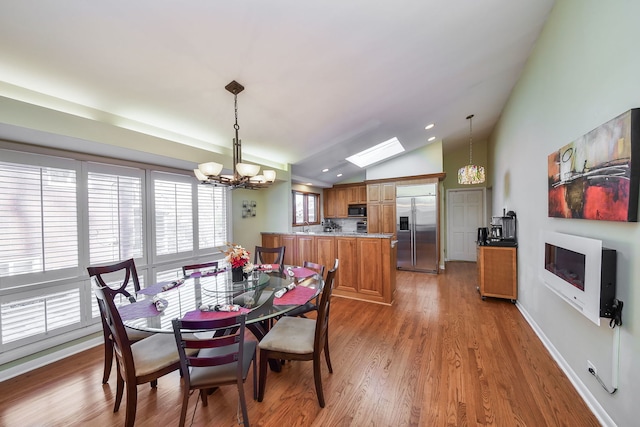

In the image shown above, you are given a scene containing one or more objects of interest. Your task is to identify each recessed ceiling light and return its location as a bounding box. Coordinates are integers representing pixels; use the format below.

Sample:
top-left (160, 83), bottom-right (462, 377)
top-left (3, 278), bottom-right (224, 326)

top-left (322, 168), bottom-right (329, 172)
top-left (425, 123), bottom-right (435, 130)
top-left (428, 136), bottom-right (436, 142)
top-left (306, 182), bottom-right (313, 186)
top-left (337, 173), bottom-right (343, 177)
top-left (345, 137), bottom-right (405, 168)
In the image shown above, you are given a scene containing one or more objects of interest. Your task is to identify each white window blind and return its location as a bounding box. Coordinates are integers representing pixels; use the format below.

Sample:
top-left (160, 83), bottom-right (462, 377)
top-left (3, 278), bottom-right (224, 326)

top-left (88, 170), bottom-right (144, 265)
top-left (0, 161), bottom-right (78, 277)
top-left (2, 288), bottom-right (81, 344)
top-left (197, 185), bottom-right (228, 250)
top-left (154, 178), bottom-right (193, 256)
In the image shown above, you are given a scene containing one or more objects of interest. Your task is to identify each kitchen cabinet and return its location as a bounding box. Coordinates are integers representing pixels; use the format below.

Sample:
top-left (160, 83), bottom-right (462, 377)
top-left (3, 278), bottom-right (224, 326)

top-left (296, 235), bottom-right (316, 266)
top-left (367, 182), bottom-right (396, 235)
top-left (316, 235), bottom-right (336, 274)
top-left (367, 182), bottom-right (395, 203)
top-left (477, 246), bottom-right (517, 302)
top-left (335, 236), bottom-right (358, 293)
top-left (261, 232), bottom-right (395, 304)
top-left (279, 235), bottom-right (297, 266)
top-left (323, 188), bottom-right (337, 218)
top-left (324, 185), bottom-right (364, 218)
top-left (347, 185), bottom-right (367, 205)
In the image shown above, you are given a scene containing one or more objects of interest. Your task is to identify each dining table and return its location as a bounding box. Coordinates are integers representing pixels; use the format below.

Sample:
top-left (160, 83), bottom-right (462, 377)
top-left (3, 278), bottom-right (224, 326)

top-left (120, 264), bottom-right (323, 346)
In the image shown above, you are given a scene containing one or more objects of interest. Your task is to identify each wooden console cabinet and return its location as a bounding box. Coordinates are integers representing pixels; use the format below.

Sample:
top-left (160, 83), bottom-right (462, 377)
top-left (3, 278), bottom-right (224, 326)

top-left (477, 246), bottom-right (517, 302)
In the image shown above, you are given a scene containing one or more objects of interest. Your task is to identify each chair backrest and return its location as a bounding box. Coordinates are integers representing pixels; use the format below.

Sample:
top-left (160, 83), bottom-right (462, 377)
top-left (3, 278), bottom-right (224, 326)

top-left (182, 261), bottom-right (219, 277)
top-left (302, 261), bottom-right (325, 278)
top-left (87, 258), bottom-right (141, 304)
top-left (254, 246), bottom-right (285, 267)
top-left (93, 282), bottom-right (136, 378)
top-left (314, 259), bottom-right (338, 351)
top-left (172, 315), bottom-right (248, 388)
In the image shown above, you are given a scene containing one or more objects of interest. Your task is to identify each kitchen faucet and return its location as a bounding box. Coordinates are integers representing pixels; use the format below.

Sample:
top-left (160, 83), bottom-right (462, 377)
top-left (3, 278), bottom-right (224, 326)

top-left (303, 221), bottom-right (310, 232)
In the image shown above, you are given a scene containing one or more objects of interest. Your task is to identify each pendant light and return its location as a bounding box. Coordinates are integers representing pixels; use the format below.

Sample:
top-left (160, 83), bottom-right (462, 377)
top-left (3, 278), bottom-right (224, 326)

top-left (195, 80), bottom-right (276, 189)
top-left (457, 114), bottom-right (486, 184)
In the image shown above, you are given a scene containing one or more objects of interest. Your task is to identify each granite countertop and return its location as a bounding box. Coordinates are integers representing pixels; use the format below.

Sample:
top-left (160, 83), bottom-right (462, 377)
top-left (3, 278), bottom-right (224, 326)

top-left (261, 231), bottom-right (394, 239)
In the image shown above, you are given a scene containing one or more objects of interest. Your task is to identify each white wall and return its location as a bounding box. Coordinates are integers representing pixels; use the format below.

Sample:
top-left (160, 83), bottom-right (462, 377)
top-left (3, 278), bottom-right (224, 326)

top-left (366, 140), bottom-right (443, 180)
top-left (490, 1), bottom-right (640, 425)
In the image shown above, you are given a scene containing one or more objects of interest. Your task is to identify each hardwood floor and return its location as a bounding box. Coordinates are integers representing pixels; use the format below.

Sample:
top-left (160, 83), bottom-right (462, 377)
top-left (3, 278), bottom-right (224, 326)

top-left (0, 262), bottom-right (600, 426)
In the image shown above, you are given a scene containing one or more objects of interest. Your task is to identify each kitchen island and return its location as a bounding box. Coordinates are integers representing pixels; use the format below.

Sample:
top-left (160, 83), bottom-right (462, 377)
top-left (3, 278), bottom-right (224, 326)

top-left (261, 232), bottom-right (397, 305)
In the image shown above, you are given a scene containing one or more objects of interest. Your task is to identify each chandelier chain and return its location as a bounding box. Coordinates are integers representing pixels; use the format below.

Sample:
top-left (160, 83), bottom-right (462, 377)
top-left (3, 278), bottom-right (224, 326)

top-left (234, 93), bottom-right (240, 131)
top-left (467, 114), bottom-right (474, 164)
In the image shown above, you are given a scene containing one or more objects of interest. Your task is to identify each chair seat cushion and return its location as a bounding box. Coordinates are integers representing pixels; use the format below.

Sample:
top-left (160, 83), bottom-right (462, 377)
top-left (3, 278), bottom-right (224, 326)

top-left (189, 341), bottom-right (257, 388)
top-left (131, 333), bottom-right (181, 377)
top-left (259, 316), bottom-right (315, 354)
top-left (125, 326), bottom-right (153, 342)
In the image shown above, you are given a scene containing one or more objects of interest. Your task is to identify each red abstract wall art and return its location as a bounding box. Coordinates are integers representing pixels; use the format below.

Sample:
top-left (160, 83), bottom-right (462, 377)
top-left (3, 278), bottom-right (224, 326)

top-left (548, 109), bottom-right (640, 222)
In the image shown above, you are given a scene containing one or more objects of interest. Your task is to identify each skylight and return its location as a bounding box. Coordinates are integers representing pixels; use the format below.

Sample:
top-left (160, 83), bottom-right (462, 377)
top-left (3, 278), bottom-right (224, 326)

top-left (345, 137), bottom-right (405, 168)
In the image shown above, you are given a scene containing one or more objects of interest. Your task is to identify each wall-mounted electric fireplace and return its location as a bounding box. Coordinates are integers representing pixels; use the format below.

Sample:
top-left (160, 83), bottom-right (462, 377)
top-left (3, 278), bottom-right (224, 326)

top-left (541, 231), bottom-right (616, 325)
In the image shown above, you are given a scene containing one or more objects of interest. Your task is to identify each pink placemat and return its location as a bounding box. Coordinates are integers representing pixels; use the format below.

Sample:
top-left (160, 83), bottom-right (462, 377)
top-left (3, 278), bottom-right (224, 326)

top-left (118, 300), bottom-right (164, 321)
top-left (137, 279), bottom-right (185, 296)
top-left (291, 267), bottom-right (317, 278)
top-left (274, 286), bottom-right (317, 305)
top-left (181, 307), bottom-right (251, 321)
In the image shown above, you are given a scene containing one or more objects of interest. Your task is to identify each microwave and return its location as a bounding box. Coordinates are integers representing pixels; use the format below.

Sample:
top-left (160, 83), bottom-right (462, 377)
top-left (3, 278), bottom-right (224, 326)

top-left (348, 205), bottom-right (367, 217)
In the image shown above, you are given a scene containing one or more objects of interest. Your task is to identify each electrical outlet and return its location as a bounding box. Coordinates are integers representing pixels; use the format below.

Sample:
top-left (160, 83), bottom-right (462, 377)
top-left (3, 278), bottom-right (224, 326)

top-left (587, 360), bottom-right (597, 375)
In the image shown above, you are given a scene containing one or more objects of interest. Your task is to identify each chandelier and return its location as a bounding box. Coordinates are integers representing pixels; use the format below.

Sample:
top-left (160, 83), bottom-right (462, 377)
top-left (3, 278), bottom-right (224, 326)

top-left (194, 80), bottom-right (276, 189)
top-left (457, 114), bottom-right (486, 185)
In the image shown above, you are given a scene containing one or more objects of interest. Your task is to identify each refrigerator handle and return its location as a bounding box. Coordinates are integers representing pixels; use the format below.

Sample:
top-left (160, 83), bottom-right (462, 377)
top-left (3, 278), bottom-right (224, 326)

top-left (411, 198), bottom-right (416, 266)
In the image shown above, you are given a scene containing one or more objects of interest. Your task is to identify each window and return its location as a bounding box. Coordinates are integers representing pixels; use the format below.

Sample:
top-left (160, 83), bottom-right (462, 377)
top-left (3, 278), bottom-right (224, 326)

top-left (292, 191), bottom-right (320, 226)
top-left (87, 165), bottom-right (144, 265)
top-left (197, 185), bottom-right (228, 250)
top-left (153, 174), bottom-right (194, 257)
top-left (0, 159), bottom-right (78, 278)
top-left (0, 147), bottom-right (230, 359)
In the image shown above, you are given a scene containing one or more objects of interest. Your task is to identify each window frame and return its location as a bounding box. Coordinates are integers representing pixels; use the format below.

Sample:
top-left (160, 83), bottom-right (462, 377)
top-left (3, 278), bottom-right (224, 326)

top-left (292, 190), bottom-right (321, 226)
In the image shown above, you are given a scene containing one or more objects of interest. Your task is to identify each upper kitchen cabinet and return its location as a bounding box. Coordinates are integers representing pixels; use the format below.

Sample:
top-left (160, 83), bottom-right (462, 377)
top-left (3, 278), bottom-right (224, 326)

top-left (324, 184), bottom-right (364, 218)
top-left (347, 185), bottom-right (367, 205)
top-left (367, 182), bottom-right (395, 203)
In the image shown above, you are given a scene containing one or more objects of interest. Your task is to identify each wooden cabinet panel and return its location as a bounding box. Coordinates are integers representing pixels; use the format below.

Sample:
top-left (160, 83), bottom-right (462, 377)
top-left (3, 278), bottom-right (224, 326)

top-left (335, 237), bottom-right (358, 293)
top-left (381, 183), bottom-right (396, 202)
top-left (347, 185), bottom-right (367, 204)
top-left (381, 203), bottom-right (396, 234)
top-left (261, 234), bottom-right (280, 249)
top-left (367, 203), bottom-right (380, 233)
top-left (336, 188), bottom-right (348, 218)
top-left (323, 188), bottom-right (337, 218)
top-left (477, 246), bottom-right (517, 301)
top-left (280, 235), bottom-right (297, 267)
top-left (296, 235), bottom-right (316, 266)
top-left (316, 236), bottom-right (336, 274)
top-left (367, 184), bottom-right (381, 203)
top-left (357, 238), bottom-right (383, 298)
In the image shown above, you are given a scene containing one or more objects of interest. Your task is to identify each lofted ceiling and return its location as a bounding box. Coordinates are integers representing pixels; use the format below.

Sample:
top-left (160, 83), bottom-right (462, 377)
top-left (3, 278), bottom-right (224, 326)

top-left (0, 0), bottom-right (555, 187)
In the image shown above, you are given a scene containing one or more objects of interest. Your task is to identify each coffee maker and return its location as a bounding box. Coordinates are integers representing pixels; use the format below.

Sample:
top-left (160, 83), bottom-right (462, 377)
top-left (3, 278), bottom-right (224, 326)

top-left (489, 210), bottom-right (517, 245)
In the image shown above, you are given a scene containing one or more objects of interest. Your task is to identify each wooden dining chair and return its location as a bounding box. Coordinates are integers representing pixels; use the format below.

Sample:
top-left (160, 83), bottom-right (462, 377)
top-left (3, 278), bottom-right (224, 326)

top-left (257, 260), bottom-right (338, 407)
top-left (87, 259), bottom-right (152, 384)
top-left (172, 315), bottom-right (257, 427)
top-left (93, 281), bottom-right (184, 427)
top-left (253, 245), bottom-right (285, 268)
top-left (283, 261), bottom-right (326, 318)
top-left (182, 261), bottom-right (219, 277)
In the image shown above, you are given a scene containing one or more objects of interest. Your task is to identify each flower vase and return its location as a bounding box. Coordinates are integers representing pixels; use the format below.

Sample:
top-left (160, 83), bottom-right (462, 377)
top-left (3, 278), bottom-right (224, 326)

top-left (232, 267), bottom-right (244, 282)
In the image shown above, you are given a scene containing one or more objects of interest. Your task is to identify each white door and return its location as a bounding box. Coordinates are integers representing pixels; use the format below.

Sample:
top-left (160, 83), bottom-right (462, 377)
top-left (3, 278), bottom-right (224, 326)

top-left (446, 189), bottom-right (485, 262)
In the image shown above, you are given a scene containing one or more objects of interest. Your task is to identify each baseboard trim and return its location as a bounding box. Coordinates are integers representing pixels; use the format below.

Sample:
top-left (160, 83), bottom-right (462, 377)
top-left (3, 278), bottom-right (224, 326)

top-left (516, 303), bottom-right (616, 427)
top-left (0, 337), bottom-right (102, 382)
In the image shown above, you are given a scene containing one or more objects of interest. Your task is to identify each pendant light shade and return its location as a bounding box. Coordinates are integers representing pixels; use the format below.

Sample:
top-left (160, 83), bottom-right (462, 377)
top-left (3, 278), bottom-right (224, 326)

top-left (458, 114), bottom-right (486, 184)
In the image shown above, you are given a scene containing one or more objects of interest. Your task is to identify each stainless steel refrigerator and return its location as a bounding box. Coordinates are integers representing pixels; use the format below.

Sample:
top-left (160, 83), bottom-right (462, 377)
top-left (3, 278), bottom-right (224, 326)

top-left (396, 184), bottom-right (438, 273)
